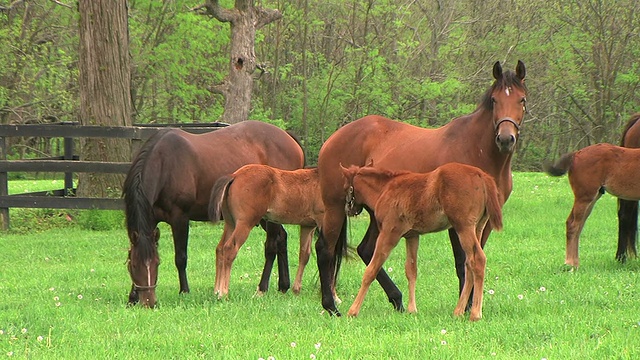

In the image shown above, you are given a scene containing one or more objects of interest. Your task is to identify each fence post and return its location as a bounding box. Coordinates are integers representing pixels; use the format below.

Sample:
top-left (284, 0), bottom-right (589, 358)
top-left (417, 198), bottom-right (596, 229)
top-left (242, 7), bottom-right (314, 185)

top-left (0, 135), bottom-right (8, 230)
top-left (63, 135), bottom-right (74, 196)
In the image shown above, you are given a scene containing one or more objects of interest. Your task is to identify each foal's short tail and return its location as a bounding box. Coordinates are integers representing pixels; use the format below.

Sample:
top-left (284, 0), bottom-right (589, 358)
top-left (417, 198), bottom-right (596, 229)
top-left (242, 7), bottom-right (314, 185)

top-left (208, 175), bottom-right (234, 224)
top-left (484, 176), bottom-right (503, 231)
top-left (543, 152), bottom-right (576, 177)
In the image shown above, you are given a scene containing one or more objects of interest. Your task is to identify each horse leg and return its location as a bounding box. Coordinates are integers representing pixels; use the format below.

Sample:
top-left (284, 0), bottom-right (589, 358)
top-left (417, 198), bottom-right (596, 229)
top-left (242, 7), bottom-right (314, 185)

top-left (453, 228), bottom-right (486, 321)
top-left (293, 226), bottom-right (314, 295)
top-left (565, 195), bottom-right (599, 268)
top-left (348, 230), bottom-right (402, 317)
top-left (256, 220), bottom-right (276, 294)
top-left (171, 217), bottom-right (190, 294)
top-left (405, 236), bottom-right (419, 314)
top-left (127, 283), bottom-right (139, 306)
top-left (357, 219), bottom-right (404, 312)
top-left (272, 223), bottom-right (291, 293)
top-left (448, 228), bottom-right (466, 298)
top-left (617, 199), bottom-right (638, 262)
top-left (214, 224), bottom-right (232, 297)
top-left (217, 222), bottom-right (253, 298)
top-left (316, 209), bottom-right (344, 316)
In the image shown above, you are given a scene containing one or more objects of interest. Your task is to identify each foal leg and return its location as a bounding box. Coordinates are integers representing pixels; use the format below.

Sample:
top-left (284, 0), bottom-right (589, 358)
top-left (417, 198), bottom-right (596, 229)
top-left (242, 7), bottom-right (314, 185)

top-left (453, 228), bottom-right (485, 321)
top-left (171, 216), bottom-right (191, 294)
top-left (565, 195), bottom-right (600, 268)
top-left (293, 226), bottom-right (314, 295)
top-left (216, 222), bottom-right (253, 298)
top-left (405, 236), bottom-right (419, 314)
top-left (357, 219), bottom-right (404, 311)
top-left (214, 224), bottom-right (232, 297)
top-left (348, 231), bottom-right (403, 317)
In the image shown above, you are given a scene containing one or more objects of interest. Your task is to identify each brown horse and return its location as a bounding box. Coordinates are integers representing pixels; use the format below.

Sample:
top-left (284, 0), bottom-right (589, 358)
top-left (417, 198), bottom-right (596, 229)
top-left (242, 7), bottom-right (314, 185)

top-left (341, 163), bottom-right (502, 320)
top-left (616, 113), bottom-right (640, 262)
top-left (208, 164), bottom-right (325, 298)
top-left (316, 60), bottom-right (526, 315)
top-left (545, 142), bottom-right (640, 268)
top-left (123, 121), bottom-right (305, 307)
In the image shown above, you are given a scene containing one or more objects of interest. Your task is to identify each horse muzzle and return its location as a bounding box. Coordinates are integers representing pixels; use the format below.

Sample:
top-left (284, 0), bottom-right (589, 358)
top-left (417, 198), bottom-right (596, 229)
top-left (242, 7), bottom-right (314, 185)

top-left (495, 117), bottom-right (520, 153)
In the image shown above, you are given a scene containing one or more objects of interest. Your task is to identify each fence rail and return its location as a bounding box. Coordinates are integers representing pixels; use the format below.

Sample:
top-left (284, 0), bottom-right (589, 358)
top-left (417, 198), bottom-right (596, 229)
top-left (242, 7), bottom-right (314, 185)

top-left (0, 122), bottom-right (227, 230)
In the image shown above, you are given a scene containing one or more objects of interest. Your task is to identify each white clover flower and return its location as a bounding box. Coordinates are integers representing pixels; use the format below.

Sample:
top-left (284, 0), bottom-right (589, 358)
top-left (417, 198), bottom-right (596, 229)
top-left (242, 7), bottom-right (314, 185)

top-left (517, 294), bottom-right (524, 300)
top-left (440, 329), bottom-right (447, 335)
top-left (55, 302), bottom-right (61, 307)
top-left (290, 342), bottom-right (296, 348)
top-left (310, 355), bottom-right (316, 360)
top-left (77, 294), bottom-right (83, 300)
top-left (54, 296), bottom-right (59, 301)
top-left (488, 289), bottom-right (495, 295)
top-left (314, 343), bottom-right (321, 350)
top-left (37, 336), bottom-right (44, 342)
top-left (387, 267), bottom-right (393, 273)
top-left (441, 340), bottom-right (447, 346)
top-left (539, 286), bottom-right (546, 292)
top-left (0, 329), bottom-right (4, 335)
top-left (49, 287), bottom-right (55, 291)
top-left (7, 351), bottom-right (13, 356)
top-left (21, 328), bottom-right (27, 334)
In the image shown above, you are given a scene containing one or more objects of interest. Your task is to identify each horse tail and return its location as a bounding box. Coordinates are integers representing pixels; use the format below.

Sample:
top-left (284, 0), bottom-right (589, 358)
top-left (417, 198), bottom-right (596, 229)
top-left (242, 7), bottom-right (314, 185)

top-left (333, 215), bottom-right (348, 282)
top-left (484, 175), bottom-right (504, 231)
top-left (286, 130), bottom-right (307, 167)
top-left (617, 113), bottom-right (640, 261)
top-left (209, 175), bottom-right (234, 224)
top-left (543, 152), bottom-right (576, 177)
top-left (122, 130), bottom-right (170, 242)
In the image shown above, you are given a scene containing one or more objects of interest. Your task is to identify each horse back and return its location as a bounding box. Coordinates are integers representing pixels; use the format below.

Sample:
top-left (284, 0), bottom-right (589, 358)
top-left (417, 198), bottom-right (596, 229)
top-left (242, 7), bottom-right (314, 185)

top-left (621, 113), bottom-right (640, 148)
top-left (138, 122), bottom-right (304, 222)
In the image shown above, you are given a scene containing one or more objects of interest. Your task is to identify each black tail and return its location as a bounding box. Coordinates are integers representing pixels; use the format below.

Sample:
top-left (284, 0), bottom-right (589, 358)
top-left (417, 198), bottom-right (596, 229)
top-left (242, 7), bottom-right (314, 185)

top-left (543, 152), bottom-right (576, 177)
top-left (616, 113), bottom-right (640, 262)
top-left (333, 216), bottom-right (349, 284)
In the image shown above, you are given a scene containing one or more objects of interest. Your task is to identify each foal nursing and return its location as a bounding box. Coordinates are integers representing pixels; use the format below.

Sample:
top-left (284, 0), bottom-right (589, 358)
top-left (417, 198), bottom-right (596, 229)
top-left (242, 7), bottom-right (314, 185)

top-left (341, 163), bottom-right (503, 321)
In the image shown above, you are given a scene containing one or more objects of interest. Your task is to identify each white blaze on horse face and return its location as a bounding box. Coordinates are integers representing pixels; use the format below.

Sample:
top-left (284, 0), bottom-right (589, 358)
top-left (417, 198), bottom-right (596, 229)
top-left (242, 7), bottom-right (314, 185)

top-left (505, 87), bottom-right (511, 96)
top-left (146, 261), bottom-right (152, 286)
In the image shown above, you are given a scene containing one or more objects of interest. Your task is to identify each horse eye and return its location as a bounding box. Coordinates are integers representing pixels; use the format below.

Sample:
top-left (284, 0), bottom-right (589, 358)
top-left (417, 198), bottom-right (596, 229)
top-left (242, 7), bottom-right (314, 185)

top-left (491, 96), bottom-right (497, 103)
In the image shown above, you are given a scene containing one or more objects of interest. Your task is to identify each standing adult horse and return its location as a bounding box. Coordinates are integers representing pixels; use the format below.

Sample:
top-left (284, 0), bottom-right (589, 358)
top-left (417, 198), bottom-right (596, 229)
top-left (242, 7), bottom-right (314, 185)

top-left (123, 121), bottom-right (305, 307)
top-left (616, 113), bottom-right (640, 262)
top-left (316, 60), bottom-right (527, 315)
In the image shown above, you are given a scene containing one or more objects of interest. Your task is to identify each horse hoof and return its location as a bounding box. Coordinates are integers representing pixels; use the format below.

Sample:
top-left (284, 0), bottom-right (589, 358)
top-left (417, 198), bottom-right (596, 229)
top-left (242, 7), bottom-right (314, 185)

top-left (561, 264), bottom-right (578, 272)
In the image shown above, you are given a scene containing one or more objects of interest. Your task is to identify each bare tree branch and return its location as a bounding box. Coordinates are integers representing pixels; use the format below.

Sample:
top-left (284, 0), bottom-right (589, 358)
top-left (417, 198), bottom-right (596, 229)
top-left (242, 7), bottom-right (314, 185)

top-left (50, 0), bottom-right (72, 9)
top-left (255, 7), bottom-right (282, 29)
top-left (191, 0), bottom-right (238, 23)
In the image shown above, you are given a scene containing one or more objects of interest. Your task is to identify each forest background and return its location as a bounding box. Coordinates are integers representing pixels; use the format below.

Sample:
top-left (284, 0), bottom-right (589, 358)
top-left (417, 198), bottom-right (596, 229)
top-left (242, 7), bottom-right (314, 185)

top-left (1, 0), bottom-right (639, 169)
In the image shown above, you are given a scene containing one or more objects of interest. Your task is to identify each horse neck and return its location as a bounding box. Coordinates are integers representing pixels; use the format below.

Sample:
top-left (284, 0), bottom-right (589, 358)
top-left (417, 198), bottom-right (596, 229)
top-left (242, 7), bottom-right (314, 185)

top-left (456, 108), bottom-right (514, 179)
top-left (352, 170), bottom-right (397, 209)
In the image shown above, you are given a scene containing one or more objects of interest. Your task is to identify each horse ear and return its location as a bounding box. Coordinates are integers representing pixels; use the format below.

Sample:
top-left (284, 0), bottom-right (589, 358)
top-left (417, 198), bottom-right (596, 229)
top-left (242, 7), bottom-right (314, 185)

top-left (492, 61), bottom-right (503, 80)
top-left (516, 60), bottom-right (526, 81)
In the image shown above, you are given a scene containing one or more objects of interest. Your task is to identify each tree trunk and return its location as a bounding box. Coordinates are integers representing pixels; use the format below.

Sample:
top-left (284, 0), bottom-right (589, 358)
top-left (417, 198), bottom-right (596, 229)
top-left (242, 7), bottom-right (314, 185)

top-left (77, 0), bottom-right (132, 198)
top-left (194, 0), bottom-right (282, 124)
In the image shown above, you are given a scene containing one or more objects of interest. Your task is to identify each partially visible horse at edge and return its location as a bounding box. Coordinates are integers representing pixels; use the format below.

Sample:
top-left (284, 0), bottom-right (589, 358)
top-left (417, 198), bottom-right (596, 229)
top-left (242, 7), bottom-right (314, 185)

top-left (208, 165), bottom-right (328, 299)
top-left (123, 121), bottom-right (305, 307)
top-left (544, 142), bottom-right (640, 268)
top-left (616, 113), bottom-right (640, 262)
top-left (315, 60), bottom-right (527, 316)
top-left (341, 163), bottom-right (503, 321)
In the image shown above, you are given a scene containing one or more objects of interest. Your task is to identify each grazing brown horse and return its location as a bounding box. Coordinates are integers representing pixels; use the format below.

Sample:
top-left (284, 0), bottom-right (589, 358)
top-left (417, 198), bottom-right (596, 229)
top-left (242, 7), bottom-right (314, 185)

top-left (208, 165), bottom-right (325, 298)
top-left (341, 163), bottom-right (503, 320)
top-left (123, 121), bottom-right (305, 307)
top-left (545, 143), bottom-right (640, 268)
top-left (316, 60), bottom-right (527, 315)
top-left (616, 113), bottom-right (640, 262)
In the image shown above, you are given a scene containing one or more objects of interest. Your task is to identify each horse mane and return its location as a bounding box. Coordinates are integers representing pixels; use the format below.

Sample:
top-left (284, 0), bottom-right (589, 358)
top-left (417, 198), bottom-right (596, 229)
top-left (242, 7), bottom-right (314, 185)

top-left (479, 69), bottom-right (528, 111)
top-left (122, 129), bottom-right (171, 261)
top-left (620, 113), bottom-right (640, 146)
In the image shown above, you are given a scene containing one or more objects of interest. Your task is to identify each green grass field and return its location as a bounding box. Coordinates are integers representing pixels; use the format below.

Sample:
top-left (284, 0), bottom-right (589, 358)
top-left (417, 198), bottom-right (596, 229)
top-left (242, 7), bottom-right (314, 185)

top-left (1, 173), bottom-right (639, 359)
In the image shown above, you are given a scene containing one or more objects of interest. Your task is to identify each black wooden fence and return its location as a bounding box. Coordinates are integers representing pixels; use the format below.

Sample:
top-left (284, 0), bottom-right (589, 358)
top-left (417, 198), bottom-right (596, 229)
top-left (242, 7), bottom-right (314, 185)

top-left (0, 122), bottom-right (227, 230)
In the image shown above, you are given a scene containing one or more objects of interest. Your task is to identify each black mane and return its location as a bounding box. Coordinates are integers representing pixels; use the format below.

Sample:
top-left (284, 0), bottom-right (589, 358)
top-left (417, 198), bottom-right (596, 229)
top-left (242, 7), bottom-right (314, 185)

top-left (479, 70), bottom-right (528, 111)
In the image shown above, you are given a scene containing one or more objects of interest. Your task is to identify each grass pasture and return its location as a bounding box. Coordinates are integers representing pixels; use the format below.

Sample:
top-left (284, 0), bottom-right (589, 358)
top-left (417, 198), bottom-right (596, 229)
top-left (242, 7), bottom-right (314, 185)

top-left (1, 172), bottom-right (639, 359)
